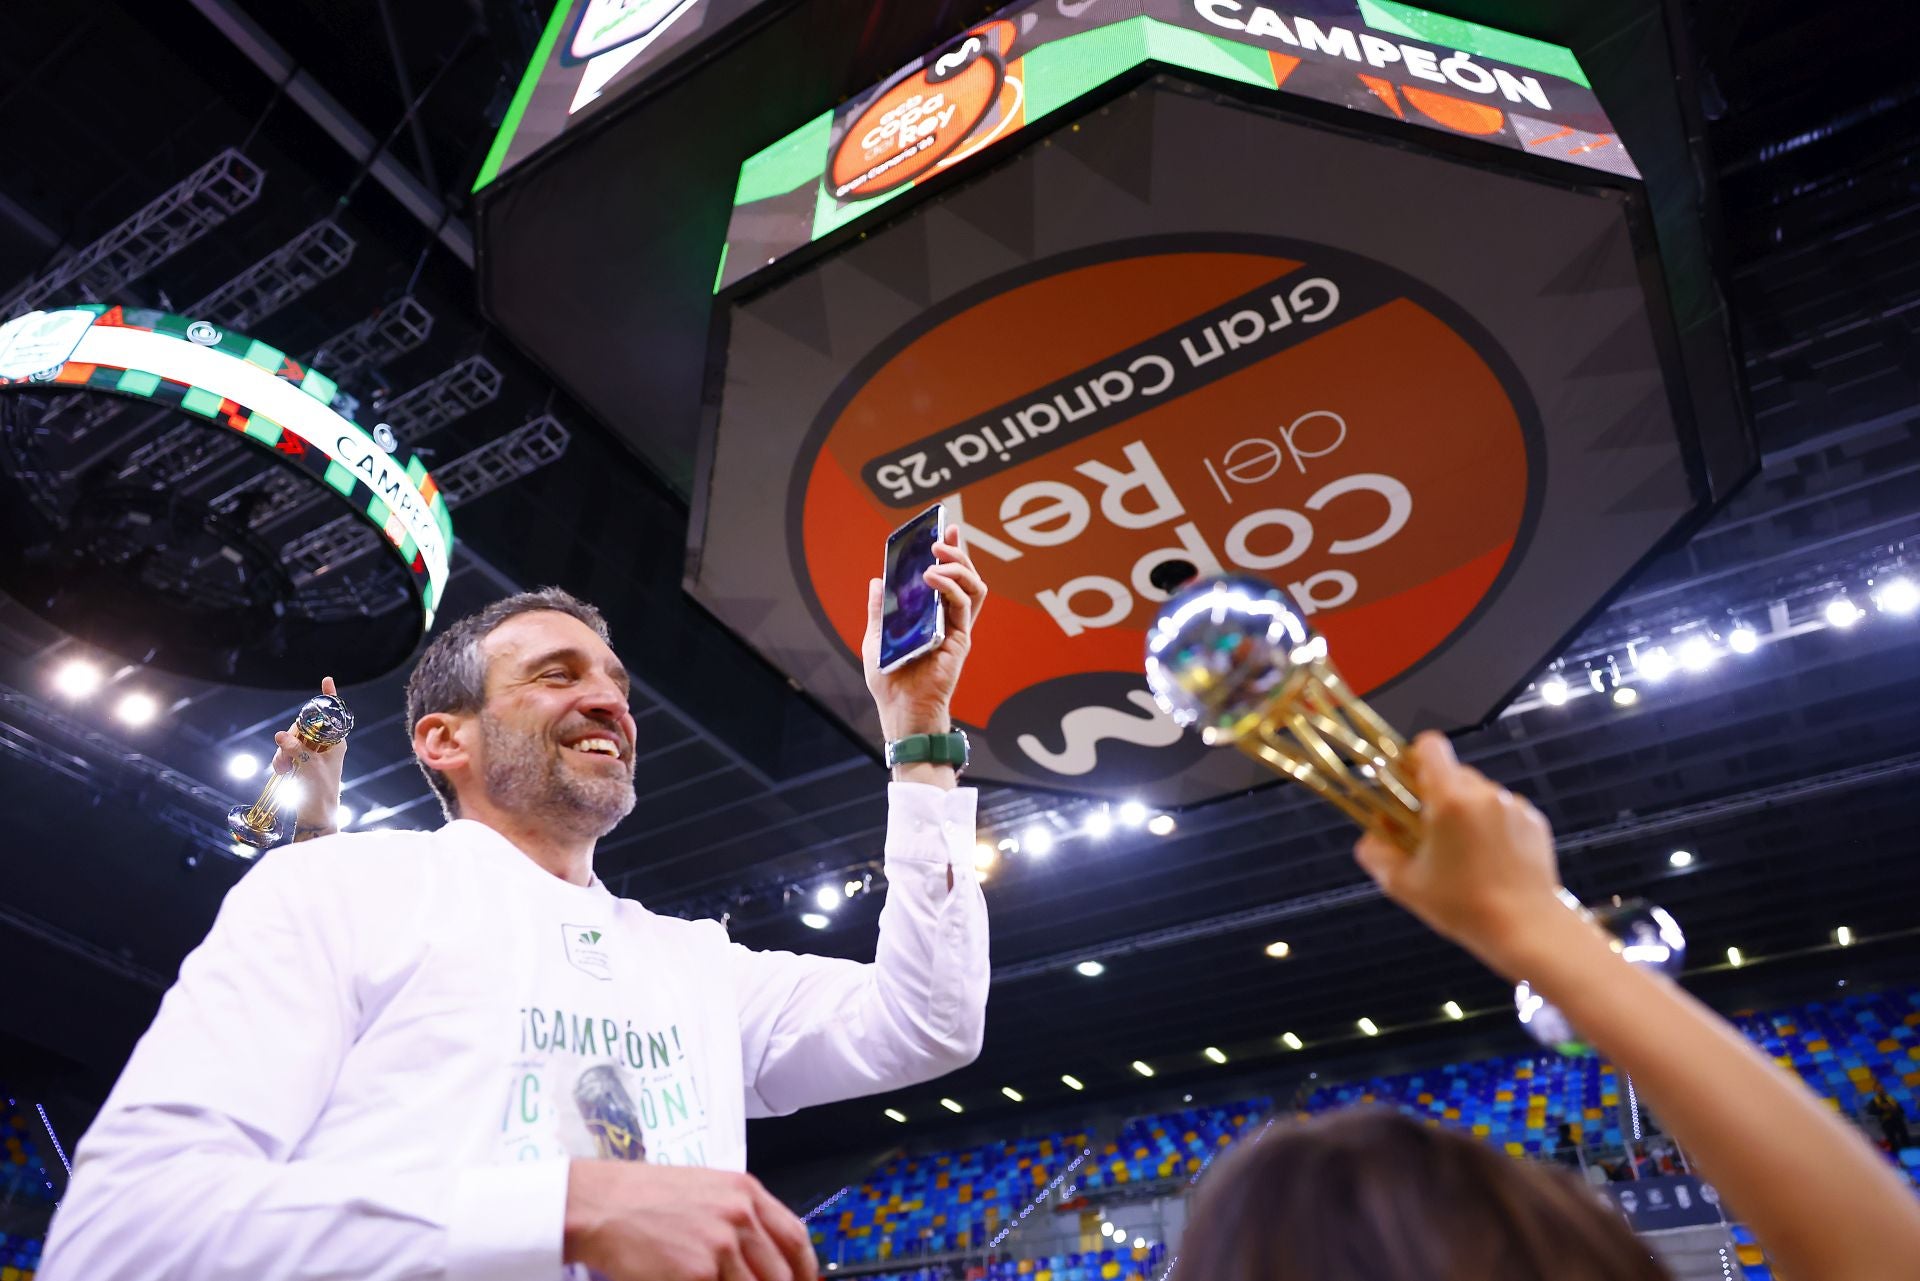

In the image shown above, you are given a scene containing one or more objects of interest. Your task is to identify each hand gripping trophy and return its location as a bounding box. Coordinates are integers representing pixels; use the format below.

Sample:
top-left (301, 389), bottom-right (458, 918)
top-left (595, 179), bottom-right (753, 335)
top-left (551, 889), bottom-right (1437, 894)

top-left (226, 691), bottom-right (355, 850)
top-left (1142, 565), bottom-right (1684, 1055)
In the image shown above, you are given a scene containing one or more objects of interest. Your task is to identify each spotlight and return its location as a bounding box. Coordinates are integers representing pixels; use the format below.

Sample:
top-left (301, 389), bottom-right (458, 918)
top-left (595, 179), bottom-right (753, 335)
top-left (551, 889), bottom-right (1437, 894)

top-left (800, 912), bottom-right (830, 930)
top-left (1146, 814), bottom-right (1176, 836)
top-left (1133, 1238), bottom-right (1147, 1250)
top-left (226, 753), bottom-right (261, 781)
top-left (885, 1108), bottom-right (907, 1123)
top-left (939, 1097), bottom-right (963, 1114)
top-left (1084, 809), bottom-right (1113, 838)
top-left (1677, 635), bottom-right (1714, 673)
top-left (1825, 596), bottom-right (1863, 628)
top-left (1203, 1046), bottom-right (1227, 1064)
top-left (53, 659), bottom-right (104, 700)
top-left (1101, 1223), bottom-right (1115, 1239)
top-left (1612, 685), bottom-right (1639, 707)
top-left (1264, 940), bottom-right (1291, 959)
top-left (1669, 850), bottom-right (1694, 868)
top-left (1442, 1000), bottom-right (1464, 1021)
top-left (815, 885), bottom-right (842, 912)
top-left (279, 779), bottom-right (305, 808)
top-left (1876, 577), bottom-right (1920, 616)
top-left (115, 692), bottom-right (159, 727)
top-left (1075, 960), bottom-right (1106, 978)
top-left (1131, 1060), bottom-right (1155, 1077)
top-left (1836, 926), bottom-right (1853, 947)
top-left (1635, 646), bottom-right (1674, 682)
top-left (845, 877), bottom-right (867, 898)
top-left (974, 842), bottom-right (998, 872)
top-left (1002, 1086), bottom-right (1025, 1102)
top-left (335, 804), bottom-right (355, 829)
top-left (1281, 1032), bottom-right (1303, 1050)
top-left (1539, 675), bottom-right (1569, 706)
top-left (1061, 1074), bottom-right (1084, 1091)
top-left (1728, 625), bottom-right (1758, 654)
top-left (1356, 1017), bottom-right (1379, 1036)
top-left (1726, 946), bottom-right (1743, 968)
top-left (1023, 826), bottom-right (1054, 856)
top-left (1118, 800), bottom-right (1148, 827)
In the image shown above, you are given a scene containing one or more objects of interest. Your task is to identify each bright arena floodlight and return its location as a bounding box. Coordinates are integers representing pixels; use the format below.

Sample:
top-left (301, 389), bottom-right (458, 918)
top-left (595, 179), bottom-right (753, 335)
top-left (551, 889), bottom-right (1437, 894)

top-left (53, 659), bottom-right (104, 700)
top-left (1677, 635), bottom-right (1714, 672)
top-left (1075, 960), bottom-right (1106, 978)
top-left (1356, 1017), bottom-right (1379, 1037)
top-left (1023, 826), bottom-right (1054, 856)
top-left (1825, 596), bottom-right (1863, 628)
top-left (815, 884), bottom-right (842, 911)
top-left (1539, 675), bottom-right (1569, 706)
top-left (1117, 800), bottom-right (1148, 827)
top-left (1146, 814), bottom-right (1176, 836)
top-left (115, 692), bottom-right (159, 727)
top-left (1084, 809), bottom-right (1113, 838)
top-left (1669, 850), bottom-right (1694, 868)
top-left (800, 912), bottom-right (830, 930)
top-left (1636, 646), bottom-right (1675, 682)
top-left (1281, 1032), bottom-right (1303, 1050)
top-left (1728, 625), bottom-right (1759, 653)
top-left (226, 752), bottom-right (261, 781)
top-left (1876, 577), bottom-right (1919, 615)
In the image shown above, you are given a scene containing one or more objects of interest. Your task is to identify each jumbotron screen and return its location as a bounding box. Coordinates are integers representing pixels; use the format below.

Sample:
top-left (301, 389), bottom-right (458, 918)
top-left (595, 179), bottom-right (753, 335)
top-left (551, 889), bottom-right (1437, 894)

top-left (716, 0), bottom-right (1636, 292)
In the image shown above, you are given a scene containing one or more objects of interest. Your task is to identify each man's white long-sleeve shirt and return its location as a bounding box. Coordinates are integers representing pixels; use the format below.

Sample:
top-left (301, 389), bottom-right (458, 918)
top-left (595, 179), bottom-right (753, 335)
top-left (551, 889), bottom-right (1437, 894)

top-left (42, 782), bottom-right (987, 1281)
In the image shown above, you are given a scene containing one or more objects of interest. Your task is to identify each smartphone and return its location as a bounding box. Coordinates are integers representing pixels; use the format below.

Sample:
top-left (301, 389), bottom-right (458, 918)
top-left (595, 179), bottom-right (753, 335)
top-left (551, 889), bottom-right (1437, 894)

top-left (879, 503), bottom-right (946, 674)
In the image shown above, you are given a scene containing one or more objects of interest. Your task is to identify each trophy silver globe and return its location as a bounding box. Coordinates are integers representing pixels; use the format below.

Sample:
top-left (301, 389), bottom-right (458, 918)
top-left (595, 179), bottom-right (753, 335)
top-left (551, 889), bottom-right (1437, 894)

top-left (226, 692), bottom-right (354, 849)
top-left (1144, 570), bottom-right (1422, 848)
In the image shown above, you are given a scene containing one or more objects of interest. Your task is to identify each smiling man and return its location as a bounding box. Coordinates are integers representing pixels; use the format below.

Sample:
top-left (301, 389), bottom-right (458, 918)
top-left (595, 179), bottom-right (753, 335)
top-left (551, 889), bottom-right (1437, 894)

top-left (41, 530), bottom-right (991, 1281)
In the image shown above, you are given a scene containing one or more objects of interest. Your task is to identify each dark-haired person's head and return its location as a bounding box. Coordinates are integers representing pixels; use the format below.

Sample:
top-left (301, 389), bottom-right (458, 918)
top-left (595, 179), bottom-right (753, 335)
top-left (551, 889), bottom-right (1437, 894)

top-left (1181, 1109), bottom-right (1667, 1281)
top-left (404, 588), bottom-right (637, 835)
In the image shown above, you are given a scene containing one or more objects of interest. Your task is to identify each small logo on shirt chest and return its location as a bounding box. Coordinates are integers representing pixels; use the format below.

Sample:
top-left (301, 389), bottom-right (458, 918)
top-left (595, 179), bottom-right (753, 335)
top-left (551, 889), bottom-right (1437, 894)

top-left (563, 924), bottom-right (612, 980)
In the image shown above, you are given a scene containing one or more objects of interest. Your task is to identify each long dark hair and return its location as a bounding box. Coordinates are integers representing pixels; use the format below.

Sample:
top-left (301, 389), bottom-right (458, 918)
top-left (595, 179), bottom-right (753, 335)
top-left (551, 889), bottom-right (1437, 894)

top-left (1179, 1109), bottom-right (1670, 1281)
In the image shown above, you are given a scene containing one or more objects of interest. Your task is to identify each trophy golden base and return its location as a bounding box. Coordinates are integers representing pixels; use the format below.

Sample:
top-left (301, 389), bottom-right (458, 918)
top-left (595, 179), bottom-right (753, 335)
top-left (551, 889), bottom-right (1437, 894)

top-left (1231, 657), bottom-right (1423, 850)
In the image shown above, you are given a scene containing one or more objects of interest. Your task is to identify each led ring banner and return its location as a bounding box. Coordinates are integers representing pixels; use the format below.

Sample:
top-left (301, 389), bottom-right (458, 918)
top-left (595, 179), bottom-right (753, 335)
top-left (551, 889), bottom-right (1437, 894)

top-left (0, 304), bottom-right (452, 631)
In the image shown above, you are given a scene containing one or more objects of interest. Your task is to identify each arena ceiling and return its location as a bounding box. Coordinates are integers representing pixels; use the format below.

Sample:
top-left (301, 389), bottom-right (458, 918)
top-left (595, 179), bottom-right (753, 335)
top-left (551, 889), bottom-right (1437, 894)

top-left (0, 0), bottom-right (1914, 1183)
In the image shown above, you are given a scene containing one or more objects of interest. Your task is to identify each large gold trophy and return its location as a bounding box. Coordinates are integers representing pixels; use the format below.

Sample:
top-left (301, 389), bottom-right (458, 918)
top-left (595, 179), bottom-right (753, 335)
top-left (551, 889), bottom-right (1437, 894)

top-left (226, 692), bottom-right (354, 849)
top-left (1144, 567), bottom-right (1685, 1056)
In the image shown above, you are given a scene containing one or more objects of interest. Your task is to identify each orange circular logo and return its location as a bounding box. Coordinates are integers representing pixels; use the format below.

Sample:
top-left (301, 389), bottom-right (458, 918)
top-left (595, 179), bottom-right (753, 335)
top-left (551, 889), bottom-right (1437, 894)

top-left (828, 33), bottom-right (1004, 201)
top-left (794, 237), bottom-right (1539, 785)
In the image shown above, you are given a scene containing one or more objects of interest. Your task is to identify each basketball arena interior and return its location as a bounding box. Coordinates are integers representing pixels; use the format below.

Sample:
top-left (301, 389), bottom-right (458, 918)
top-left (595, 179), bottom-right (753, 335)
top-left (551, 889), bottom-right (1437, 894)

top-left (0, 1), bottom-right (1914, 1279)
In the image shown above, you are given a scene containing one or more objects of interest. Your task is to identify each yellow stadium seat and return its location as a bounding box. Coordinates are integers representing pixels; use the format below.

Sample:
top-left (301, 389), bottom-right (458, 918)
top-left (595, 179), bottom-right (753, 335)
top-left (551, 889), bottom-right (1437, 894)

top-left (1505, 1142), bottom-right (1524, 1156)
top-left (1736, 1246), bottom-right (1765, 1267)
top-left (1417, 1092), bottom-right (1433, 1104)
top-left (1880, 1039), bottom-right (1901, 1053)
top-left (1807, 1039), bottom-right (1829, 1052)
top-left (1472, 1124), bottom-right (1490, 1136)
top-left (1495, 1091), bottom-right (1514, 1102)
top-left (1102, 1264), bottom-right (1121, 1280)
top-left (1444, 1108), bottom-right (1460, 1120)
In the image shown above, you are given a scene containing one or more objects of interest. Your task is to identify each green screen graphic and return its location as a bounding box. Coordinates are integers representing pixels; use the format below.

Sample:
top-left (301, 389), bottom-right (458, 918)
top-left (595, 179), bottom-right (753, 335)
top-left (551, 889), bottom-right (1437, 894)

top-left (717, 0), bottom-right (1633, 293)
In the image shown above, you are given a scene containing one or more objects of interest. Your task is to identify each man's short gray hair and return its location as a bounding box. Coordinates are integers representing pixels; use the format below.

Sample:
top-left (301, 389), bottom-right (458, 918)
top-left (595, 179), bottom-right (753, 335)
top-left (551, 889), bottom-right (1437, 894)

top-left (404, 588), bottom-right (612, 819)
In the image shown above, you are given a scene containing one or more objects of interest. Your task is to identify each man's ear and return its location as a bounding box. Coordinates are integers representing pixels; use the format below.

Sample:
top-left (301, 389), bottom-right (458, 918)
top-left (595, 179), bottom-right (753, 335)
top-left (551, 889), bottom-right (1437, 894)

top-left (414, 711), bottom-right (474, 779)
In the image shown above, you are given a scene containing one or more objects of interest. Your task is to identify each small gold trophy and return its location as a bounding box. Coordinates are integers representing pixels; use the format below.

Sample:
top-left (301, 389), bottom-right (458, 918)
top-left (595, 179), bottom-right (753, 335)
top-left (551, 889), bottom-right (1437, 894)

top-left (1143, 568), bottom-right (1421, 849)
top-left (1143, 566), bottom-right (1686, 1054)
top-left (226, 692), bottom-right (354, 850)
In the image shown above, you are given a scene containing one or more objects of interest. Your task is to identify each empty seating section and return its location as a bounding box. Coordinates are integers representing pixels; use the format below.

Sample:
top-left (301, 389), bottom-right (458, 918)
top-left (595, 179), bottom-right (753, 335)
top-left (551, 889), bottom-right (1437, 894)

top-left (1078, 1097), bottom-right (1271, 1190)
top-left (0, 1099), bottom-right (55, 1205)
top-left (0, 1232), bottom-right (39, 1280)
top-left (1302, 1047), bottom-right (1628, 1157)
top-left (810, 1133), bottom-right (1090, 1265)
top-left (860, 1244), bottom-right (1169, 1281)
top-left (1302, 989), bottom-right (1920, 1178)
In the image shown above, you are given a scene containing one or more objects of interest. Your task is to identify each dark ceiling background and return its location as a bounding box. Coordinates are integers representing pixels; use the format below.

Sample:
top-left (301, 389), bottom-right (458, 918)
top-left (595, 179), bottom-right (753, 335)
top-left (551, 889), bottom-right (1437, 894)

top-left (0, 0), bottom-right (1915, 1193)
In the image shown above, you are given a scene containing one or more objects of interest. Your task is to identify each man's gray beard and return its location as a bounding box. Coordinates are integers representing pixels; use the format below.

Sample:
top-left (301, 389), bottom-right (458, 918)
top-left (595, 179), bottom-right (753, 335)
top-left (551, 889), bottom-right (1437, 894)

top-left (478, 711), bottom-right (636, 839)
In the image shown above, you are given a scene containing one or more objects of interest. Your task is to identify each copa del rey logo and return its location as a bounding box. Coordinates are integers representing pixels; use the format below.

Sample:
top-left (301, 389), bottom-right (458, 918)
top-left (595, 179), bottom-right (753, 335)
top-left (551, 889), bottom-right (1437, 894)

top-left (563, 924), bottom-right (612, 981)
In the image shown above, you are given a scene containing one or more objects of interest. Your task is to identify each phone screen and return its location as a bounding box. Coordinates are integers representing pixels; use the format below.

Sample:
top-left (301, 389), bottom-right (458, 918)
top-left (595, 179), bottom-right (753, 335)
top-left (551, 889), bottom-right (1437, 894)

top-left (880, 504), bottom-right (944, 671)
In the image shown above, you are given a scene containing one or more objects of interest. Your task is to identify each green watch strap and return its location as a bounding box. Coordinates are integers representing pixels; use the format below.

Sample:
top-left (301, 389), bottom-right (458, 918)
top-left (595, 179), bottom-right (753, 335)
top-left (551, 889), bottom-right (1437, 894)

top-left (885, 730), bottom-right (970, 771)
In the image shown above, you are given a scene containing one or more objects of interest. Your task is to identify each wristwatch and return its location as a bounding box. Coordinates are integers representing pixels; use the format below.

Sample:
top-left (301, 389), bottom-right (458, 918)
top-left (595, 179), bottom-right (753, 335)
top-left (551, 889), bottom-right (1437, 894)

top-left (885, 729), bottom-right (970, 773)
